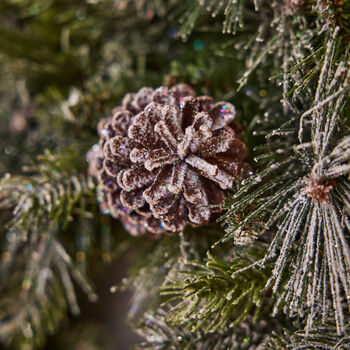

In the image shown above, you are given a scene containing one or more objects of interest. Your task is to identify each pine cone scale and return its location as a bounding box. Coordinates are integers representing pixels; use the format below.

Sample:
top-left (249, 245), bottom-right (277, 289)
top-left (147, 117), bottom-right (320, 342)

top-left (154, 120), bottom-right (180, 152)
top-left (182, 169), bottom-right (206, 204)
top-left (168, 162), bottom-right (187, 194)
top-left (118, 166), bottom-right (157, 192)
top-left (143, 165), bottom-right (174, 205)
top-left (210, 102), bottom-right (236, 130)
top-left (120, 189), bottom-right (146, 210)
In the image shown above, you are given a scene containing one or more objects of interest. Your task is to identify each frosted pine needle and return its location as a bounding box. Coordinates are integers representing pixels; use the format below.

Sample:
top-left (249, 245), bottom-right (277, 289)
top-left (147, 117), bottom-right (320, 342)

top-left (221, 27), bottom-right (350, 334)
top-left (0, 160), bottom-right (96, 345)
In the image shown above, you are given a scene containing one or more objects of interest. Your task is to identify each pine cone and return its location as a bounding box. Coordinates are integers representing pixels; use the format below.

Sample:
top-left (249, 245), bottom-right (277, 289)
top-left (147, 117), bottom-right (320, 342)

top-left (87, 84), bottom-right (251, 236)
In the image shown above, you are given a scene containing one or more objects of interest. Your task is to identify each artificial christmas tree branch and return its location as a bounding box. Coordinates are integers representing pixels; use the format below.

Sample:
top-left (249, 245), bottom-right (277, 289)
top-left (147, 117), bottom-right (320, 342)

top-left (0, 0), bottom-right (349, 349)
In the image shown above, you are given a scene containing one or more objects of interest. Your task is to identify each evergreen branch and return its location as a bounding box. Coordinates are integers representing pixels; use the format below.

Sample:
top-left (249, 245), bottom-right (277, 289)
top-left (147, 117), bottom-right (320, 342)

top-left (136, 308), bottom-right (278, 350)
top-left (0, 154), bottom-right (97, 348)
top-left (0, 227), bottom-right (97, 349)
top-left (0, 0), bottom-right (350, 348)
top-left (175, 0), bottom-right (259, 38)
top-left (221, 30), bottom-right (350, 334)
top-left (121, 227), bottom-right (220, 323)
top-left (160, 246), bottom-right (270, 333)
top-left (172, 0), bottom-right (328, 92)
top-left (1, 174), bottom-right (94, 225)
top-left (268, 319), bottom-right (350, 349)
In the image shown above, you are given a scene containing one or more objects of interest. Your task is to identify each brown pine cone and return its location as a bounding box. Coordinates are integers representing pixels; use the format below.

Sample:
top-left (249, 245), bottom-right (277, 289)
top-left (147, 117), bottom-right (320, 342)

top-left (87, 84), bottom-right (251, 236)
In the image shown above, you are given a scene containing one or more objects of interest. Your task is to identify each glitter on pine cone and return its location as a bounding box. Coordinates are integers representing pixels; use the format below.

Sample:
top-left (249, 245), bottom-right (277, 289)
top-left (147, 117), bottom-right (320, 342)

top-left (87, 84), bottom-right (251, 236)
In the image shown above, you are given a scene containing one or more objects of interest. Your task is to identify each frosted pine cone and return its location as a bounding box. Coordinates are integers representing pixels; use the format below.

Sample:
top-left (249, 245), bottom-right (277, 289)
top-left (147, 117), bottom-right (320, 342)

top-left (87, 84), bottom-right (251, 236)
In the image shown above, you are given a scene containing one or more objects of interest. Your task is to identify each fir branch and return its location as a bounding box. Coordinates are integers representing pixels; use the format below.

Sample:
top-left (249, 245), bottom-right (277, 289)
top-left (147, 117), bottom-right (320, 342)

top-left (174, 0), bottom-right (259, 39)
top-left (136, 308), bottom-right (277, 350)
top-left (220, 27), bottom-right (350, 334)
top-left (160, 245), bottom-right (270, 333)
top-left (268, 319), bottom-right (350, 349)
top-left (172, 0), bottom-right (326, 91)
top-left (0, 154), bottom-right (97, 347)
top-left (0, 234), bottom-right (96, 349)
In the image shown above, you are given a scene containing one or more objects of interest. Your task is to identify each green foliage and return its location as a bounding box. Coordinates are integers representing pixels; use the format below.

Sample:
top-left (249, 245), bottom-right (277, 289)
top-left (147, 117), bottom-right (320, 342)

top-left (172, 0), bottom-right (328, 92)
top-left (160, 246), bottom-right (269, 333)
top-left (0, 151), bottom-right (98, 348)
top-left (173, 0), bottom-right (258, 38)
top-left (220, 27), bottom-right (350, 334)
top-left (0, 150), bottom-right (95, 228)
top-left (0, 270), bottom-right (68, 349)
top-left (136, 308), bottom-right (278, 350)
top-left (0, 0), bottom-right (349, 348)
top-left (119, 235), bottom-right (181, 321)
top-left (123, 227), bottom-right (225, 323)
top-left (268, 319), bottom-right (350, 349)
